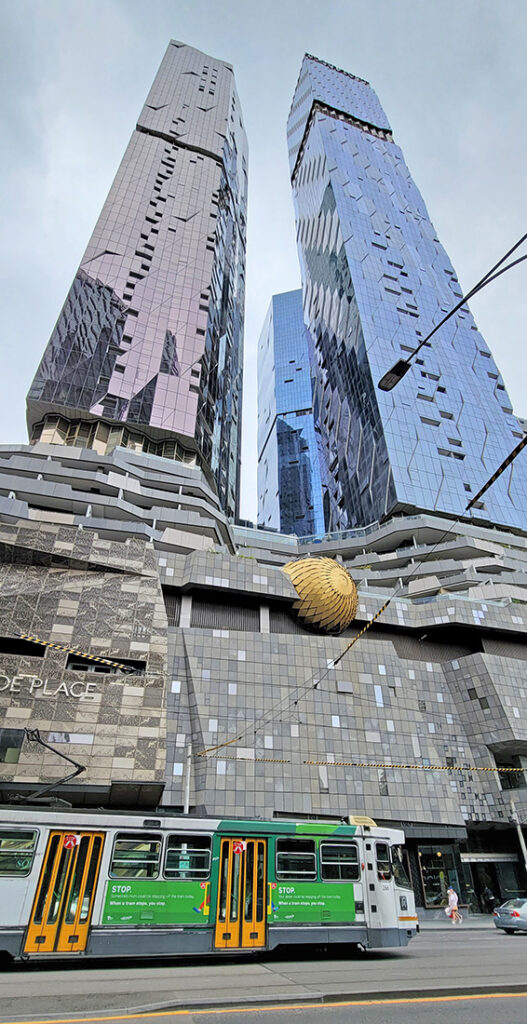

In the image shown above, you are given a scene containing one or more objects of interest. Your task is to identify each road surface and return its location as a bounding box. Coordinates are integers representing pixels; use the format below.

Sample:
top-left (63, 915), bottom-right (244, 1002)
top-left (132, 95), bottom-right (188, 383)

top-left (0, 930), bottom-right (525, 1020)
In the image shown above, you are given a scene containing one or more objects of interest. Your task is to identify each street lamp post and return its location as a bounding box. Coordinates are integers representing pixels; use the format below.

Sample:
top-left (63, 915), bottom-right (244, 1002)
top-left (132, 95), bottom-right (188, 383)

top-left (378, 232), bottom-right (527, 392)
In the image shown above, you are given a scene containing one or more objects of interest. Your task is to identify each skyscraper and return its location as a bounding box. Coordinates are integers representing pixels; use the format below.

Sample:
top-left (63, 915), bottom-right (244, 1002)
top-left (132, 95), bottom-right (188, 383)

top-left (258, 289), bottom-right (324, 536)
top-left (287, 54), bottom-right (527, 533)
top-left (27, 41), bottom-right (247, 520)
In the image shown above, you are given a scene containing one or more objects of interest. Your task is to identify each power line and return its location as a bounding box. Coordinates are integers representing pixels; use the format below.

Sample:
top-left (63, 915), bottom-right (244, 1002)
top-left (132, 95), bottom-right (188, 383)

top-left (197, 413), bottom-right (527, 760)
top-left (197, 516), bottom-right (465, 756)
top-left (378, 231), bottom-right (527, 390)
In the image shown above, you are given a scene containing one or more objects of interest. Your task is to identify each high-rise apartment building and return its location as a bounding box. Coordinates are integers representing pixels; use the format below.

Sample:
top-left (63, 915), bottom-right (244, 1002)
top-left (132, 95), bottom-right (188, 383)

top-left (27, 41), bottom-right (248, 519)
top-left (2, 42), bottom-right (527, 922)
top-left (258, 289), bottom-right (324, 536)
top-left (287, 54), bottom-right (527, 533)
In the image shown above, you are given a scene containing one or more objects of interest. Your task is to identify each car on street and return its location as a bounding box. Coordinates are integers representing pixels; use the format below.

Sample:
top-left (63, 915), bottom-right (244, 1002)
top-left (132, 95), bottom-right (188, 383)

top-left (493, 898), bottom-right (527, 933)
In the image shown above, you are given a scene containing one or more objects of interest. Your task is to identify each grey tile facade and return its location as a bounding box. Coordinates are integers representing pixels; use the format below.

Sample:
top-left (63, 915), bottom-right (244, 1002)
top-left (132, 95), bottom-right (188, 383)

top-left (0, 513), bottom-right (167, 803)
top-left (1, 441), bottom-right (527, 906)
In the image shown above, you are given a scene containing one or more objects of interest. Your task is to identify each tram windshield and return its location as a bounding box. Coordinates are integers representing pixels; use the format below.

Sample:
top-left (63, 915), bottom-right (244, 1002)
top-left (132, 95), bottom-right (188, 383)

top-left (392, 845), bottom-right (412, 889)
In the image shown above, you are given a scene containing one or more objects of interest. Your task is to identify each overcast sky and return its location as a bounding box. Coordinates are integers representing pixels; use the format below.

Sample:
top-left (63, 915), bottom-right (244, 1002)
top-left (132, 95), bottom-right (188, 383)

top-left (1, 0), bottom-right (526, 520)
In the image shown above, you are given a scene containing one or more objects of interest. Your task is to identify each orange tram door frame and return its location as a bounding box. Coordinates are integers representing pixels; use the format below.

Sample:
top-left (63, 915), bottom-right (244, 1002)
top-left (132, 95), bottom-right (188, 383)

top-left (24, 830), bottom-right (105, 954)
top-left (214, 837), bottom-right (267, 949)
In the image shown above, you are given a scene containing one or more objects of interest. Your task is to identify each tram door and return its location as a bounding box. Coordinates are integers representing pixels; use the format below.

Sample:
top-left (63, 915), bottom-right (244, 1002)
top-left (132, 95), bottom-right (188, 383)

top-left (215, 838), bottom-right (266, 949)
top-left (24, 831), bottom-right (104, 953)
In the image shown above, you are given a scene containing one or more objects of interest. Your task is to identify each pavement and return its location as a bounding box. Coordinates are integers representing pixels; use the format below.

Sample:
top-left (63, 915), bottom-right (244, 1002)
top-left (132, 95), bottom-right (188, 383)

top-left (419, 913), bottom-right (494, 929)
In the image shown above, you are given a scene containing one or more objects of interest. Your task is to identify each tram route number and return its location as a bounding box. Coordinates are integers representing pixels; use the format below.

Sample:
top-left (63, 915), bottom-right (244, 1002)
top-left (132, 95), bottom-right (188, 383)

top-left (63, 834), bottom-right (79, 849)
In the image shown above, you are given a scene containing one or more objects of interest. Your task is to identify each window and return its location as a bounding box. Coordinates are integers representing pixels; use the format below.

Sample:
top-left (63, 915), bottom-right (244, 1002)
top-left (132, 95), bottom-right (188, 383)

top-left (0, 830), bottom-right (38, 875)
top-left (109, 833), bottom-right (161, 878)
top-left (418, 845), bottom-right (460, 907)
top-left (320, 841), bottom-right (360, 881)
top-left (0, 729), bottom-right (24, 764)
top-left (276, 838), bottom-right (316, 879)
top-left (376, 842), bottom-right (392, 880)
top-left (164, 834), bottom-right (211, 879)
top-left (494, 752), bottom-right (526, 791)
top-left (392, 845), bottom-right (412, 889)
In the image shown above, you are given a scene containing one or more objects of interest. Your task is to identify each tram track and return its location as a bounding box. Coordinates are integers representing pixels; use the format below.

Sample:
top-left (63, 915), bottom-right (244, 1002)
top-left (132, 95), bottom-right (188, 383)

top-left (0, 933), bottom-right (526, 1020)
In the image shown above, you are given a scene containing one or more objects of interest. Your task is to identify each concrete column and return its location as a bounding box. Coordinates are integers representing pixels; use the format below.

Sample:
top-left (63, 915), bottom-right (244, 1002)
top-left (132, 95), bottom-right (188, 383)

top-left (260, 603), bottom-right (270, 633)
top-left (180, 595), bottom-right (192, 628)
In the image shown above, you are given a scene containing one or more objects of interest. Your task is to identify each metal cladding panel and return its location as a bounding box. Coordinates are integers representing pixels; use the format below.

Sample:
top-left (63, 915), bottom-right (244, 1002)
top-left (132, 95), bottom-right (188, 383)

top-left (257, 290), bottom-right (325, 537)
top-left (287, 54), bottom-right (390, 172)
top-left (27, 41), bottom-right (247, 520)
top-left (289, 55), bottom-right (527, 533)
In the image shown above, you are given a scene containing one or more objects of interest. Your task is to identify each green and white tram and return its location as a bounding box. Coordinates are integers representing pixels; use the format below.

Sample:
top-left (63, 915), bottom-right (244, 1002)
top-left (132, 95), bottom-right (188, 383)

top-left (0, 807), bottom-right (417, 960)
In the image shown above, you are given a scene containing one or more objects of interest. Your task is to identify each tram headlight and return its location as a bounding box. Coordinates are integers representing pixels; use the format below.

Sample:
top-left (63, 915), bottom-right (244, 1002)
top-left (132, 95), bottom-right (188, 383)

top-left (400, 895), bottom-right (408, 911)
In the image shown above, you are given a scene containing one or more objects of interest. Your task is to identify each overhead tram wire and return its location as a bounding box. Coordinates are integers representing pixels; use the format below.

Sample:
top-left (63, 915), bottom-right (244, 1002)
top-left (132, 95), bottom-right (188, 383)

top-left (16, 436), bottom-right (527, 735)
top-left (14, 460), bottom-right (527, 752)
top-left (378, 231), bottom-right (527, 391)
top-left (197, 436), bottom-right (527, 759)
top-left (8, 667), bottom-right (487, 731)
top-left (197, 515), bottom-right (463, 756)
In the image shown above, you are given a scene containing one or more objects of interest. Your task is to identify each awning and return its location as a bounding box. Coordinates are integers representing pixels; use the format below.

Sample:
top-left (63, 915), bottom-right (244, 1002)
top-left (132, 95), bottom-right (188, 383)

top-left (461, 852), bottom-right (519, 863)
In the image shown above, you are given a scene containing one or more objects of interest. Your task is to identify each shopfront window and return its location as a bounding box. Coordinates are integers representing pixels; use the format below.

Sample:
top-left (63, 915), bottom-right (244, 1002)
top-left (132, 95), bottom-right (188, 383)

top-left (418, 845), bottom-right (460, 908)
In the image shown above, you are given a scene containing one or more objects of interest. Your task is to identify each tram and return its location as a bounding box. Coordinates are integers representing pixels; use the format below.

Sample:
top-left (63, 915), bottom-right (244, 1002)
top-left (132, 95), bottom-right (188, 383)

top-left (0, 807), bottom-right (417, 960)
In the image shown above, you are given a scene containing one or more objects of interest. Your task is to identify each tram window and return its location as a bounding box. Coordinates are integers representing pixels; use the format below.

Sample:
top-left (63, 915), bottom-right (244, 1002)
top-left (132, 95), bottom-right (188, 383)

top-left (164, 834), bottom-right (211, 879)
top-left (392, 845), bottom-right (412, 889)
top-left (376, 842), bottom-right (392, 880)
top-left (320, 841), bottom-right (360, 881)
top-left (276, 838), bottom-right (317, 880)
top-left (0, 829), bottom-right (38, 875)
top-left (109, 832), bottom-right (161, 878)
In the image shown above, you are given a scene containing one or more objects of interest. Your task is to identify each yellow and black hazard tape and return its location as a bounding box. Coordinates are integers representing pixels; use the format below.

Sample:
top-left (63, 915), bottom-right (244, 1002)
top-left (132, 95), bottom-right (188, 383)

top-left (197, 751), bottom-right (523, 773)
top-left (333, 597), bottom-right (392, 667)
top-left (16, 632), bottom-right (133, 672)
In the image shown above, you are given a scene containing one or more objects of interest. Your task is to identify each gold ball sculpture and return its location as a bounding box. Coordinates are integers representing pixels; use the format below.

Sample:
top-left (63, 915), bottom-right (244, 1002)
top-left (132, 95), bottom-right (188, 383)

top-left (282, 557), bottom-right (358, 634)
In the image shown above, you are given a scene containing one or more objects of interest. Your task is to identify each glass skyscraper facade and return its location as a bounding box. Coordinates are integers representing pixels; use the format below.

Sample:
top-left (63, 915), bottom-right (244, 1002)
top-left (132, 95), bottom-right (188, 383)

top-left (258, 289), bottom-right (324, 537)
top-left (27, 41), bottom-right (247, 520)
top-left (286, 54), bottom-right (527, 533)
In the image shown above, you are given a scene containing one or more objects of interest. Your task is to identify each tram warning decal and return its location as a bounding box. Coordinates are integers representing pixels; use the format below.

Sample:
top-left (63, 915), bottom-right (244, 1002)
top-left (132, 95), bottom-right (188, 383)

top-left (63, 834), bottom-right (79, 849)
top-left (232, 840), bottom-right (247, 854)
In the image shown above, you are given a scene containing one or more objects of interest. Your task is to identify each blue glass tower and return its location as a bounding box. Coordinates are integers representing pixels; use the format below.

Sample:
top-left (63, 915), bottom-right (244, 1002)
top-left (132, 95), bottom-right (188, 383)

top-left (258, 289), bottom-right (325, 536)
top-left (287, 55), bottom-right (527, 533)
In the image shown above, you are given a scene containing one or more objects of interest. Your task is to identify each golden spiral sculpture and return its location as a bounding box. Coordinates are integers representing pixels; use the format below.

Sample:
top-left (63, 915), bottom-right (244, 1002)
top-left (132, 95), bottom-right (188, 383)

top-left (282, 557), bottom-right (358, 635)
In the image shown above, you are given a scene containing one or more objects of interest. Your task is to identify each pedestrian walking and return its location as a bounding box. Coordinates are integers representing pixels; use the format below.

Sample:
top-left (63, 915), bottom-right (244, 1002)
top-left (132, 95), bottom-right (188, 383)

top-left (446, 885), bottom-right (462, 924)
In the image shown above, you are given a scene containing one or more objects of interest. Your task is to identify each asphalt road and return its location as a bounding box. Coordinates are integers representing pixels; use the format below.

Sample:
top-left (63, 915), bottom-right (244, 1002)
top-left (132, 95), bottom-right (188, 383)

top-left (2, 994), bottom-right (527, 1024)
top-left (0, 931), bottom-right (526, 1020)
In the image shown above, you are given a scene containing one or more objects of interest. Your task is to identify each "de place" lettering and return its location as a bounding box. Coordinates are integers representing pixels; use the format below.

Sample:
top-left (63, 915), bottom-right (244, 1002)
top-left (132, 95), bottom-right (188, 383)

top-left (0, 675), bottom-right (99, 700)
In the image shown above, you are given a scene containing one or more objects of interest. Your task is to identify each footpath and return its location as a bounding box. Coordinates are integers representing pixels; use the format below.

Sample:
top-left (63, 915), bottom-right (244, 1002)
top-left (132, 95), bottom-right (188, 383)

top-left (419, 913), bottom-right (494, 930)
